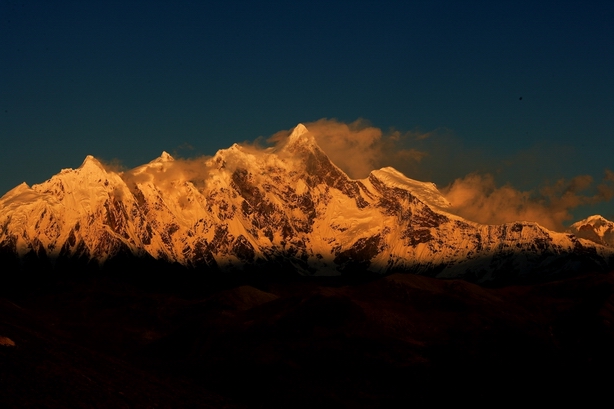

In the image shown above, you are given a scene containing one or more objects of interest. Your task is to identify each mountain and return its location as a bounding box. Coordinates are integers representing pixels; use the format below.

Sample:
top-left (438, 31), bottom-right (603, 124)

top-left (569, 215), bottom-right (614, 247)
top-left (1, 124), bottom-right (612, 283)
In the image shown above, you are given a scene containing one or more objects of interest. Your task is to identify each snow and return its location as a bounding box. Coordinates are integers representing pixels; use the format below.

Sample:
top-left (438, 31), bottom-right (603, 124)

top-left (154, 151), bottom-right (175, 163)
top-left (0, 182), bottom-right (35, 207)
top-left (368, 167), bottom-right (451, 210)
top-left (79, 155), bottom-right (106, 170)
top-left (282, 123), bottom-right (318, 151)
top-left (290, 123), bottom-right (309, 137)
top-left (571, 214), bottom-right (611, 229)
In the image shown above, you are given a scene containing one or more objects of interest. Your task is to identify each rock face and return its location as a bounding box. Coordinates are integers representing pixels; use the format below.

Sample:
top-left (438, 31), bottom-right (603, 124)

top-left (1, 124), bottom-right (612, 283)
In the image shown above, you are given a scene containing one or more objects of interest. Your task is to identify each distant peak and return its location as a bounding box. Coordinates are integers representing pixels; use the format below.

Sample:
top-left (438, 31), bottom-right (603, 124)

top-left (284, 123), bottom-right (319, 151)
top-left (572, 214), bottom-right (612, 227)
top-left (570, 214), bottom-right (614, 247)
top-left (290, 123), bottom-right (309, 138)
top-left (79, 155), bottom-right (106, 171)
top-left (588, 215), bottom-right (607, 222)
top-left (0, 182), bottom-right (31, 202)
top-left (158, 151), bottom-right (175, 162)
top-left (215, 143), bottom-right (242, 158)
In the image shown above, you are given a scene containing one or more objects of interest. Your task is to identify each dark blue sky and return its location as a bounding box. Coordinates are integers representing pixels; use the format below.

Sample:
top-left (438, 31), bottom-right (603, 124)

top-left (2, 1), bottom-right (613, 221)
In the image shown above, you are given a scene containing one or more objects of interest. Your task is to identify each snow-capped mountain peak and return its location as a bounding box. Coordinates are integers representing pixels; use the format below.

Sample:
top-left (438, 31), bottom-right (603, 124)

top-left (570, 215), bottom-right (614, 247)
top-left (582, 215), bottom-right (609, 225)
top-left (154, 151), bottom-right (175, 163)
top-left (79, 154), bottom-right (105, 169)
top-left (289, 123), bottom-right (309, 139)
top-left (282, 123), bottom-right (319, 153)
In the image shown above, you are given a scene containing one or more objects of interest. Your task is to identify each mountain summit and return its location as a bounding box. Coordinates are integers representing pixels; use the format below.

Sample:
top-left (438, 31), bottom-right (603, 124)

top-left (569, 215), bottom-right (614, 247)
top-left (1, 124), bottom-right (612, 283)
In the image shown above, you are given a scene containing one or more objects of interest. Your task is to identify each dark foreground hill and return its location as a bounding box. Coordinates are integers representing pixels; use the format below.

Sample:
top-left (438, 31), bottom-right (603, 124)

top-left (2, 267), bottom-right (614, 408)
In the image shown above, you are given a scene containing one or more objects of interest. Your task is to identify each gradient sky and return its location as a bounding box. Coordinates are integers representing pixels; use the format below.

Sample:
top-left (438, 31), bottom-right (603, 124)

top-left (2, 1), bottom-right (613, 222)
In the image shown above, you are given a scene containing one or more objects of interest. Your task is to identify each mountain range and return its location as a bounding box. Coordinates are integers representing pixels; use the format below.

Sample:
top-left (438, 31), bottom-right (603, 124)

top-left (1, 124), bottom-right (612, 284)
top-left (2, 124), bottom-right (614, 408)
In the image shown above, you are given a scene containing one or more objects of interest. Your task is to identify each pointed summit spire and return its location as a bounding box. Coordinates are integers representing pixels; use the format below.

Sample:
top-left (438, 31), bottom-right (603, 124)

top-left (284, 123), bottom-right (319, 151)
top-left (290, 123), bottom-right (309, 138)
top-left (158, 151), bottom-right (175, 162)
top-left (79, 155), bottom-right (106, 172)
top-left (145, 151), bottom-right (176, 166)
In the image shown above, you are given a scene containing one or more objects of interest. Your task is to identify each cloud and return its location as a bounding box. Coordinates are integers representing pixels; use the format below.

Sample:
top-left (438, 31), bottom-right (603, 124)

top-left (97, 158), bottom-right (127, 173)
top-left (269, 118), bottom-right (431, 179)
top-left (121, 155), bottom-right (213, 194)
top-left (442, 171), bottom-right (614, 231)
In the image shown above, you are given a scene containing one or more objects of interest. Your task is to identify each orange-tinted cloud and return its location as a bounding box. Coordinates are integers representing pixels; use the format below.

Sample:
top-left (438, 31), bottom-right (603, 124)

top-left (269, 118), bottom-right (430, 179)
top-left (442, 172), bottom-right (614, 231)
top-left (120, 155), bottom-right (213, 195)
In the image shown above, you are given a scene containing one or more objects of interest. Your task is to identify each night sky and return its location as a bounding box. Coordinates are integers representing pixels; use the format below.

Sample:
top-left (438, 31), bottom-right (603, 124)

top-left (2, 1), bottom-right (613, 223)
